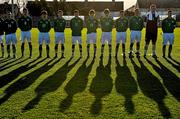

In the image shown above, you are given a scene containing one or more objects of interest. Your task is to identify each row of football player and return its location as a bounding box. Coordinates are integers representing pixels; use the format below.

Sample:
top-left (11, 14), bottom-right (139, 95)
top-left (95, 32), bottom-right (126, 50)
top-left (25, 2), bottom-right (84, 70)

top-left (0, 4), bottom-right (176, 59)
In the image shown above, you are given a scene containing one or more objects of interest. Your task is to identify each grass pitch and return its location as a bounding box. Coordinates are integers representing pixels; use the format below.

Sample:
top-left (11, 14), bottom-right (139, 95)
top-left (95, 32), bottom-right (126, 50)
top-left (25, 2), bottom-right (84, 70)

top-left (0, 28), bottom-right (180, 118)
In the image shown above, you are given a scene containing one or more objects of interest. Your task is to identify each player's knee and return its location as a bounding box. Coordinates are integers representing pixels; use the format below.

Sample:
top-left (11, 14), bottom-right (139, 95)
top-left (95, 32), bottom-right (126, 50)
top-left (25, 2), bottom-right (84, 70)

top-left (1, 43), bottom-right (4, 47)
top-left (79, 44), bottom-right (82, 49)
top-left (87, 44), bottom-right (90, 48)
top-left (46, 45), bottom-right (50, 50)
top-left (39, 45), bottom-right (42, 50)
top-left (61, 44), bottom-right (65, 50)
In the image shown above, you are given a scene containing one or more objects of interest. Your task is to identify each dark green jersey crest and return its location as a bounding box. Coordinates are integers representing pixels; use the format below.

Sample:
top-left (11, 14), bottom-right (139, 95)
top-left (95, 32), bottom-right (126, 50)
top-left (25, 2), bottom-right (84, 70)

top-left (100, 17), bottom-right (114, 32)
top-left (38, 19), bottom-right (51, 32)
top-left (86, 17), bottom-right (99, 34)
top-left (4, 19), bottom-right (17, 35)
top-left (115, 17), bottom-right (128, 32)
top-left (162, 17), bottom-right (176, 33)
top-left (18, 16), bottom-right (32, 31)
top-left (70, 17), bottom-right (83, 36)
top-left (54, 17), bottom-right (66, 32)
top-left (129, 16), bottom-right (144, 31)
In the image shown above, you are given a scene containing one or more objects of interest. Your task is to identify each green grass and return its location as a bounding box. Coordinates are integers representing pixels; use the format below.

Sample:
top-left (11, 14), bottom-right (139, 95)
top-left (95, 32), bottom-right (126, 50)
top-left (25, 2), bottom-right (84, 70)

top-left (0, 28), bottom-right (180, 119)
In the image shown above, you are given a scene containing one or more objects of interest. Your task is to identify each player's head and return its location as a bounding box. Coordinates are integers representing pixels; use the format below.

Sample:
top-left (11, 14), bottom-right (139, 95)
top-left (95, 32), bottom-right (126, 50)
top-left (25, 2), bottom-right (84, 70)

top-left (104, 8), bottom-right (110, 17)
top-left (89, 9), bottom-right (95, 17)
top-left (150, 4), bottom-right (156, 12)
top-left (168, 10), bottom-right (172, 18)
top-left (57, 10), bottom-right (63, 18)
top-left (41, 10), bottom-right (48, 19)
top-left (6, 12), bottom-right (11, 19)
top-left (23, 8), bottom-right (28, 16)
top-left (74, 10), bottom-right (79, 17)
top-left (134, 8), bottom-right (139, 16)
top-left (119, 10), bottom-right (124, 17)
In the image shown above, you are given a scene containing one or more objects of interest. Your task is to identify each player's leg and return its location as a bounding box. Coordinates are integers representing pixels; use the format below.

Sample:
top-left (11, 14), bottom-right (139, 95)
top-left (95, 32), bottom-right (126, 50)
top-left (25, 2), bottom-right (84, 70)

top-left (108, 32), bottom-right (112, 58)
top-left (38, 33), bottom-right (43, 58)
top-left (115, 43), bottom-right (119, 58)
top-left (28, 42), bottom-right (32, 58)
top-left (61, 43), bottom-right (65, 58)
top-left (0, 36), bottom-right (4, 58)
top-left (87, 44), bottom-right (90, 58)
top-left (71, 36), bottom-right (76, 58)
top-left (135, 31), bottom-right (141, 58)
top-left (6, 35), bottom-right (11, 58)
top-left (115, 32), bottom-right (120, 58)
top-left (78, 36), bottom-right (82, 58)
top-left (12, 34), bottom-right (17, 58)
top-left (61, 33), bottom-right (65, 58)
top-left (45, 33), bottom-right (50, 58)
top-left (122, 32), bottom-right (126, 58)
top-left (46, 44), bottom-right (50, 58)
top-left (27, 31), bottom-right (32, 58)
top-left (129, 31), bottom-right (135, 58)
top-left (0, 43), bottom-right (4, 58)
top-left (152, 39), bottom-right (157, 58)
top-left (151, 32), bottom-right (158, 58)
top-left (168, 33), bottom-right (174, 58)
top-left (162, 33), bottom-right (168, 58)
top-left (93, 33), bottom-right (97, 58)
top-left (54, 32), bottom-right (59, 58)
top-left (21, 31), bottom-right (25, 57)
top-left (101, 32), bottom-right (106, 58)
top-left (54, 43), bottom-right (58, 58)
top-left (86, 34), bottom-right (91, 58)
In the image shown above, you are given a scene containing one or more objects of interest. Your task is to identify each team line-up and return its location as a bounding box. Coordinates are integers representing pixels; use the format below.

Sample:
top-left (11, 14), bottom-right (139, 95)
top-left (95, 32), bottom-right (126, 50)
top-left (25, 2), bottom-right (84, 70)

top-left (0, 4), bottom-right (176, 59)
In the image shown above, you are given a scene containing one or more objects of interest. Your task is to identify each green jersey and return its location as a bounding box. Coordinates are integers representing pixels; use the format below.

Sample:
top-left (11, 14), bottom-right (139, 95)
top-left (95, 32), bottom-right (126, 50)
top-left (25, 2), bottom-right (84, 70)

top-left (18, 16), bottom-right (32, 31)
top-left (54, 17), bottom-right (66, 32)
top-left (70, 17), bottom-right (83, 36)
top-left (38, 19), bottom-right (51, 32)
top-left (129, 16), bottom-right (144, 31)
top-left (100, 17), bottom-right (114, 32)
top-left (115, 17), bottom-right (128, 32)
top-left (86, 17), bottom-right (99, 34)
top-left (162, 17), bottom-right (176, 33)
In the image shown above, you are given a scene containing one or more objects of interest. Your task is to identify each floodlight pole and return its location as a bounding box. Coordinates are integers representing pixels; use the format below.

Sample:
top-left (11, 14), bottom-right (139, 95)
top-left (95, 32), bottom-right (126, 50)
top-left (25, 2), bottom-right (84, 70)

top-left (11, 0), bottom-right (15, 19)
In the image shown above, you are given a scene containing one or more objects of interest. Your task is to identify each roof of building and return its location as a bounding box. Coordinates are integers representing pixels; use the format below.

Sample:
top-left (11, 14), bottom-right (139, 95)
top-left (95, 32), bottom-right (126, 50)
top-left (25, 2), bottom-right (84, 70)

top-left (137, 0), bottom-right (180, 8)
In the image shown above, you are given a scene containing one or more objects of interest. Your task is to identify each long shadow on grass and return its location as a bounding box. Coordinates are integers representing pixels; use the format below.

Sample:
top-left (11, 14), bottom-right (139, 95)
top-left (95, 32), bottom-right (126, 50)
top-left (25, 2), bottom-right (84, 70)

top-left (0, 58), bottom-right (59, 105)
top-left (0, 58), bottom-right (12, 64)
top-left (169, 57), bottom-right (180, 66)
top-left (0, 58), bottom-right (29, 71)
top-left (164, 57), bottom-right (180, 73)
top-left (115, 58), bottom-right (138, 114)
top-left (0, 58), bottom-right (46, 89)
top-left (23, 58), bottom-right (80, 111)
top-left (0, 57), bottom-right (22, 68)
top-left (89, 57), bottom-right (113, 115)
top-left (59, 58), bottom-right (94, 112)
top-left (130, 58), bottom-right (171, 118)
top-left (145, 58), bottom-right (180, 102)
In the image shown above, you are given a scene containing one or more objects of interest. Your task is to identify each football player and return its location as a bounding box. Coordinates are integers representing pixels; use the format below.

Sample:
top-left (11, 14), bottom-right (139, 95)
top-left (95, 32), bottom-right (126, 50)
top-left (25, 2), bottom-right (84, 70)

top-left (85, 9), bottom-right (99, 58)
top-left (144, 4), bottom-right (160, 58)
top-left (115, 10), bottom-right (128, 58)
top-left (37, 10), bottom-right (51, 58)
top-left (53, 10), bottom-right (66, 58)
top-left (162, 10), bottom-right (176, 58)
top-left (0, 14), bottom-right (4, 58)
top-left (4, 12), bottom-right (18, 58)
top-left (70, 10), bottom-right (83, 58)
top-left (18, 8), bottom-right (33, 58)
top-left (100, 8), bottom-right (114, 58)
top-left (129, 8), bottom-right (144, 58)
